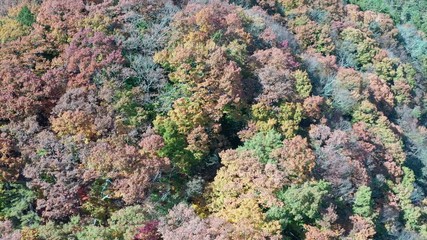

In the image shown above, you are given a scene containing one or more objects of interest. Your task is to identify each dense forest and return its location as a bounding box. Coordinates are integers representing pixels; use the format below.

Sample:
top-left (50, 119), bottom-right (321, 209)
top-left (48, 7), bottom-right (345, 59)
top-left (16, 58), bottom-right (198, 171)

top-left (1, 0), bottom-right (427, 239)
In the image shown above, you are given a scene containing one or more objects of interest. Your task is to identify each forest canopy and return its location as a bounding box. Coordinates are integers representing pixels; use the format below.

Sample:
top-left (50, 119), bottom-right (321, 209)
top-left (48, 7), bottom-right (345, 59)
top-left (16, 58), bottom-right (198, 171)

top-left (1, 0), bottom-right (427, 239)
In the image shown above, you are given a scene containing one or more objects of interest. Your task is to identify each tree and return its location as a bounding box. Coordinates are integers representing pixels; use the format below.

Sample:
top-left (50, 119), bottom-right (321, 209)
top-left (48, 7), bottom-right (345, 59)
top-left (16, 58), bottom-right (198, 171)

top-left (288, 16), bottom-right (319, 50)
top-left (0, 64), bottom-right (65, 121)
top-left (304, 205), bottom-right (344, 239)
top-left (303, 96), bottom-right (326, 120)
top-left (0, 133), bottom-right (24, 181)
top-left (0, 16), bottom-right (31, 44)
top-left (22, 131), bottom-right (83, 220)
top-left (105, 205), bottom-right (150, 240)
top-left (278, 102), bottom-right (303, 138)
top-left (51, 110), bottom-right (98, 142)
top-left (353, 186), bottom-right (374, 218)
top-left (36, 205), bottom-right (150, 240)
top-left (327, 67), bottom-right (365, 114)
top-left (134, 221), bottom-right (161, 240)
top-left (158, 203), bottom-right (237, 240)
top-left (398, 24), bottom-right (427, 75)
top-left (349, 0), bottom-right (427, 35)
top-left (0, 0), bottom-right (22, 16)
top-left (185, 126), bottom-right (210, 160)
top-left (347, 215), bottom-right (376, 239)
top-left (294, 70), bottom-right (312, 98)
top-left (0, 182), bottom-right (39, 228)
top-left (154, 115), bottom-right (198, 174)
top-left (268, 181), bottom-right (331, 238)
top-left (393, 167), bottom-right (426, 232)
top-left (0, 220), bottom-right (21, 240)
top-left (302, 52), bottom-right (338, 95)
top-left (36, 0), bottom-right (87, 43)
top-left (338, 27), bottom-right (379, 69)
top-left (16, 5), bottom-right (35, 26)
top-left (367, 74), bottom-right (394, 111)
top-left (0, 3), bottom-right (38, 43)
top-left (1, 0), bottom-right (427, 238)
top-left (304, 225), bottom-right (341, 240)
top-left (308, 124), bottom-right (371, 201)
top-left (352, 100), bottom-right (406, 168)
top-left (240, 129), bottom-right (282, 164)
top-left (207, 149), bottom-right (283, 238)
top-left (153, 1), bottom-right (271, 175)
top-left (84, 132), bottom-right (170, 205)
top-left (64, 29), bottom-right (124, 88)
top-left (272, 135), bottom-right (316, 184)
top-left (251, 47), bottom-right (299, 105)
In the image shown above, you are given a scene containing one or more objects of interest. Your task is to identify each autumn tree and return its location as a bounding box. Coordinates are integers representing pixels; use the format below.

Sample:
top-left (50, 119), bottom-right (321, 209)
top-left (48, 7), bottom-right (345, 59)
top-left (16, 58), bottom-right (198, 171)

top-left (21, 131), bottom-right (91, 220)
top-left (153, 1), bottom-right (283, 174)
top-left (83, 131), bottom-right (170, 205)
top-left (0, 64), bottom-right (65, 121)
top-left (347, 215), bottom-right (376, 239)
top-left (250, 47), bottom-right (299, 105)
top-left (0, 0), bottom-right (427, 238)
top-left (36, 0), bottom-right (87, 44)
top-left (158, 203), bottom-right (237, 240)
top-left (64, 29), bottom-right (124, 88)
top-left (206, 149), bottom-right (283, 238)
top-left (272, 135), bottom-right (316, 184)
top-left (309, 124), bottom-right (371, 201)
top-left (0, 4), bottom-right (35, 44)
top-left (337, 27), bottom-right (379, 69)
top-left (0, 133), bottom-right (24, 181)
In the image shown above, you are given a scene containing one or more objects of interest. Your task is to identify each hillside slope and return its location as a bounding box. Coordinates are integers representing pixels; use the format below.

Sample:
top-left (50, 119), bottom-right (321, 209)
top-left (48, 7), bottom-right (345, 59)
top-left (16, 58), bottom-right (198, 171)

top-left (1, 0), bottom-right (427, 239)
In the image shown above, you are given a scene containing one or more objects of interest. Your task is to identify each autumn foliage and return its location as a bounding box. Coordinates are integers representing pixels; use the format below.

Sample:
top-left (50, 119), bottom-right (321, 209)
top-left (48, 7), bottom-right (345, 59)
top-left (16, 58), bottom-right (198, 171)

top-left (1, 0), bottom-right (427, 239)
